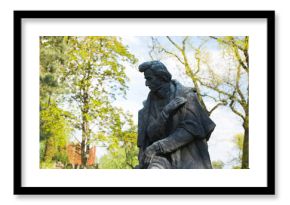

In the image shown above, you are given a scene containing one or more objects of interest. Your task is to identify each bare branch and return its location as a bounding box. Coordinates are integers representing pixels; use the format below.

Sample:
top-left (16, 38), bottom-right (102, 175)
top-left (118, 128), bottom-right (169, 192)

top-left (166, 36), bottom-right (182, 51)
top-left (233, 45), bottom-right (248, 73)
top-left (198, 79), bottom-right (243, 105)
top-left (182, 36), bottom-right (189, 50)
top-left (210, 36), bottom-right (244, 52)
top-left (193, 49), bottom-right (201, 75)
top-left (209, 102), bottom-right (227, 115)
top-left (243, 36), bottom-right (249, 67)
top-left (160, 48), bottom-right (184, 65)
top-left (210, 36), bottom-right (248, 73)
top-left (200, 93), bottom-right (219, 102)
top-left (229, 100), bottom-right (245, 120)
top-left (235, 64), bottom-right (247, 109)
top-left (148, 37), bottom-right (158, 60)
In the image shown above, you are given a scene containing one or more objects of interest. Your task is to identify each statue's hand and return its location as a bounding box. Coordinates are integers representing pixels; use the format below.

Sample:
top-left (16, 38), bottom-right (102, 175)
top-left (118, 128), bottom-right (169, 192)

top-left (143, 142), bottom-right (160, 166)
top-left (163, 97), bottom-right (187, 115)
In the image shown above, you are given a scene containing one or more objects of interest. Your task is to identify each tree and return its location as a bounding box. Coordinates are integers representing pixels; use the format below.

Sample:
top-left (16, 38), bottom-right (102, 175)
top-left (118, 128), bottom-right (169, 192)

top-left (63, 36), bottom-right (137, 167)
top-left (208, 36), bottom-right (249, 169)
top-left (231, 133), bottom-right (244, 169)
top-left (40, 36), bottom-right (72, 168)
top-left (149, 36), bottom-right (249, 168)
top-left (96, 109), bottom-right (139, 169)
top-left (40, 101), bottom-right (72, 167)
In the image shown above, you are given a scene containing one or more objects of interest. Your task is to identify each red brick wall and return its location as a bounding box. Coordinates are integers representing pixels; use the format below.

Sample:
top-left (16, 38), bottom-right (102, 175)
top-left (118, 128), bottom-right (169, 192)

top-left (67, 144), bottom-right (96, 166)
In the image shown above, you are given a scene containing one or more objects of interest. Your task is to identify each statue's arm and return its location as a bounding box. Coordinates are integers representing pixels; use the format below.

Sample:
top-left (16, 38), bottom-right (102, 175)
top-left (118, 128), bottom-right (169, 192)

top-left (156, 101), bottom-right (206, 154)
top-left (157, 127), bottom-right (193, 154)
top-left (147, 97), bottom-right (187, 142)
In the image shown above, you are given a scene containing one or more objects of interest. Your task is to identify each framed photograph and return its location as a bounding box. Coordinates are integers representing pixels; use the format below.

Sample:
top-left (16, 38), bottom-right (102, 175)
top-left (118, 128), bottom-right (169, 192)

top-left (14, 10), bottom-right (275, 195)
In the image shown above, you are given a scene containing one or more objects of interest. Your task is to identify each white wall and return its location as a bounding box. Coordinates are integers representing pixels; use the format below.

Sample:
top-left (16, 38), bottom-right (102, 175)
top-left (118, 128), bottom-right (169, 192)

top-left (0, 0), bottom-right (288, 204)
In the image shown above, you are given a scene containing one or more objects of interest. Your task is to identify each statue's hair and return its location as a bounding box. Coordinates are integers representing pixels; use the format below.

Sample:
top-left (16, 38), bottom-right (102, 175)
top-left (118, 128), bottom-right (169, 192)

top-left (138, 61), bottom-right (172, 82)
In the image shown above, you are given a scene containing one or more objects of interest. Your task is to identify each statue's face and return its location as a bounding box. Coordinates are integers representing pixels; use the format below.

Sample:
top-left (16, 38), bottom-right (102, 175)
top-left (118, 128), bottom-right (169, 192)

top-left (144, 69), bottom-right (163, 92)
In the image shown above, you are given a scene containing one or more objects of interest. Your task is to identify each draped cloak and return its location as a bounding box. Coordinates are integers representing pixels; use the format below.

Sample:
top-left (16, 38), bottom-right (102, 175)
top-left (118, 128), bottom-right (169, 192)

top-left (137, 80), bottom-right (216, 169)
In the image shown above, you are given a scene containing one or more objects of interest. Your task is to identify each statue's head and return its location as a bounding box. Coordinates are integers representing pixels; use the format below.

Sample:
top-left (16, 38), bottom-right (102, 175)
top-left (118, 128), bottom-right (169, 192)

top-left (138, 61), bottom-right (172, 92)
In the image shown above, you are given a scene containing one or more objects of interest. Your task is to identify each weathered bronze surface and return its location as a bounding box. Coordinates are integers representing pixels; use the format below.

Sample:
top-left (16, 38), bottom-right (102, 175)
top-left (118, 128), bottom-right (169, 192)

top-left (137, 61), bottom-right (216, 169)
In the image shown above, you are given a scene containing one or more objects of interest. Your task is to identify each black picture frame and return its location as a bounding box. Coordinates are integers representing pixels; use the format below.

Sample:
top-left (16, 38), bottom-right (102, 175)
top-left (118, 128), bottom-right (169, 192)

top-left (14, 10), bottom-right (275, 195)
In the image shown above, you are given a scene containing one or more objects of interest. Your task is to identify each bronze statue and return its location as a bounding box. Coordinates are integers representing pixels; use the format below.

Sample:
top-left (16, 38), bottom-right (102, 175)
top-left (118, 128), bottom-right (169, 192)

top-left (137, 61), bottom-right (216, 169)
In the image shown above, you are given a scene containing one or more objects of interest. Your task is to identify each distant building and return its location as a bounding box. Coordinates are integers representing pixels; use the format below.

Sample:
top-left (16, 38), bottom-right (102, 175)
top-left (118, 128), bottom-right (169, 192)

top-left (67, 144), bottom-right (96, 168)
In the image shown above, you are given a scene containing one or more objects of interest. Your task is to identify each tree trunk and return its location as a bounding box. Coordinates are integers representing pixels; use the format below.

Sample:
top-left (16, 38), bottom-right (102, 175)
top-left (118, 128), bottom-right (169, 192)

top-left (81, 116), bottom-right (89, 167)
top-left (241, 114), bottom-right (249, 169)
top-left (81, 89), bottom-right (90, 168)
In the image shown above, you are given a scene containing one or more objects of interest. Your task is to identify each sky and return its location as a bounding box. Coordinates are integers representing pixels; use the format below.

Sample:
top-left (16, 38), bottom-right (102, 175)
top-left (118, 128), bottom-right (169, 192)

top-left (110, 36), bottom-right (245, 168)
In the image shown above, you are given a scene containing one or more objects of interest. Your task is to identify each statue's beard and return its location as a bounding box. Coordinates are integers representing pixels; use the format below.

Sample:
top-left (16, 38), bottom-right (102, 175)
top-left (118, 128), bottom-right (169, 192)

top-left (151, 82), bottom-right (170, 99)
